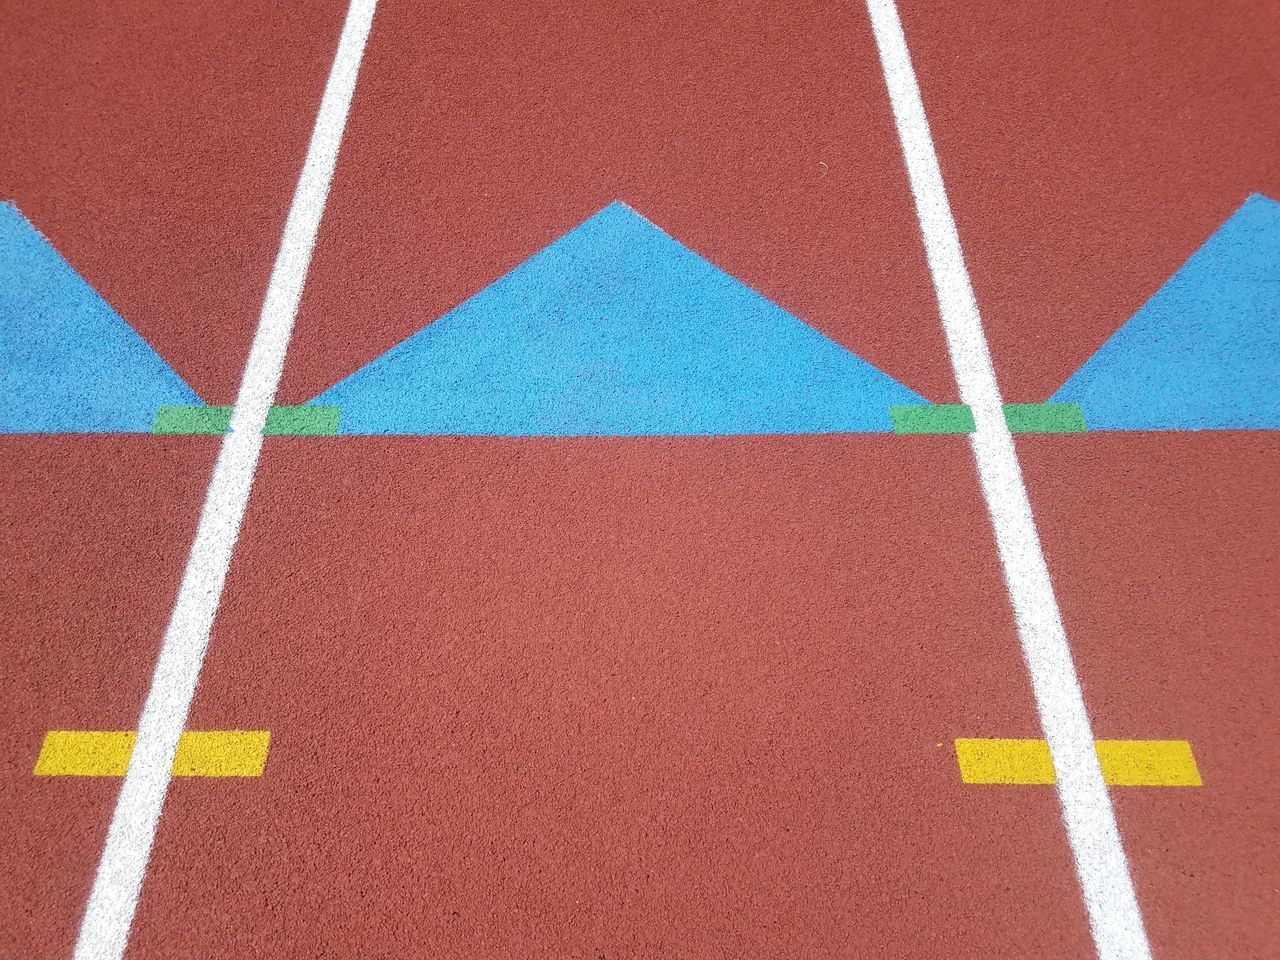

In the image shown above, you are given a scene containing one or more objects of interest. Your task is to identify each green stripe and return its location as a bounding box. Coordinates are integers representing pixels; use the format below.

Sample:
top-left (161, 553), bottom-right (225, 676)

top-left (152, 406), bottom-right (233, 434)
top-left (151, 405), bottom-right (341, 435)
top-left (890, 404), bottom-right (975, 434)
top-left (263, 405), bottom-right (341, 435)
top-left (1004, 402), bottom-right (1087, 433)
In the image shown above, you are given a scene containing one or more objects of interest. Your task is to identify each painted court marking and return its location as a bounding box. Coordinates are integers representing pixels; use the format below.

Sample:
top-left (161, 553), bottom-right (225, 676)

top-left (955, 739), bottom-right (1202, 787)
top-left (72, 1), bottom-right (377, 957)
top-left (307, 200), bottom-right (925, 435)
top-left (890, 403), bottom-right (976, 434)
top-left (151, 404), bottom-right (342, 435)
top-left (1004, 402), bottom-right (1087, 434)
top-left (865, 2), bottom-right (1152, 958)
top-left (889, 403), bottom-right (1087, 435)
top-left (35, 731), bottom-right (270, 778)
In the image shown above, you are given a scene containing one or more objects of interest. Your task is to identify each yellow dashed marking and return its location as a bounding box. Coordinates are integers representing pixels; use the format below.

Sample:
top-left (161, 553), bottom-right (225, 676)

top-left (34, 731), bottom-right (136, 776)
top-left (955, 738), bottom-right (1056, 784)
top-left (34, 731), bottom-right (270, 777)
top-left (172, 731), bottom-right (271, 777)
top-left (955, 738), bottom-right (1201, 786)
top-left (1095, 739), bottom-right (1202, 786)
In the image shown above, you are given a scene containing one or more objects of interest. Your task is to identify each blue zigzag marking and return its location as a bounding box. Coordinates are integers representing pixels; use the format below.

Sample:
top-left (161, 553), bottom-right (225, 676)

top-left (0, 203), bottom-right (201, 433)
top-left (1052, 193), bottom-right (1280, 430)
top-left (311, 202), bottom-right (924, 435)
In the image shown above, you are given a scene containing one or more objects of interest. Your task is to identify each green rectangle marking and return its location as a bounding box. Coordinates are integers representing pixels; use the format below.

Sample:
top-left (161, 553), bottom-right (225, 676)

top-left (152, 405), bottom-right (233, 434)
top-left (152, 405), bottom-right (340, 435)
top-left (263, 405), bottom-right (341, 435)
top-left (890, 404), bottom-right (975, 434)
top-left (1004, 402), bottom-right (1087, 433)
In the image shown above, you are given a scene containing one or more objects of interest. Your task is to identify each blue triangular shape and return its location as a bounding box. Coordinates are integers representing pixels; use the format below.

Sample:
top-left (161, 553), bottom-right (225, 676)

top-left (311, 202), bottom-right (924, 435)
top-left (1051, 193), bottom-right (1280, 430)
top-left (0, 203), bottom-right (201, 432)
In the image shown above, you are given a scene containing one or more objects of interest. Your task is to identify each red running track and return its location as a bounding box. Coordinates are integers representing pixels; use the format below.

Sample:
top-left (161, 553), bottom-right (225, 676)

top-left (0, 439), bottom-right (216, 957)
top-left (131, 439), bottom-right (1090, 958)
top-left (3, 0), bottom-right (1279, 957)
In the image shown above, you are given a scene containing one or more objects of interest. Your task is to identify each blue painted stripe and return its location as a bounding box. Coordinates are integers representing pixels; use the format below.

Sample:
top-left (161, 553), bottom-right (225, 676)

top-left (311, 202), bottom-right (925, 435)
top-left (1052, 193), bottom-right (1280, 430)
top-left (0, 203), bottom-right (201, 433)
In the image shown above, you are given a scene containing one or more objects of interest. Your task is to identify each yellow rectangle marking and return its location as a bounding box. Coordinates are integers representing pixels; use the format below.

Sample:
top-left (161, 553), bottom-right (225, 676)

top-left (1095, 739), bottom-right (1202, 786)
top-left (172, 731), bottom-right (271, 777)
top-left (34, 731), bottom-right (136, 776)
top-left (955, 738), bottom-right (1201, 786)
top-left (955, 738), bottom-right (1055, 784)
top-left (34, 730), bottom-right (269, 777)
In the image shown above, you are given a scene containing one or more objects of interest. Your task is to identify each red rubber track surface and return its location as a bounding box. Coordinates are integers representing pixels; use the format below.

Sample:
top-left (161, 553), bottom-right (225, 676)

top-left (0, 0), bottom-right (349, 402)
top-left (1022, 434), bottom-right (1280, 960)
top-left (0, 439), bottom-right (216, 958)
top-left (129, 439), bottom-right (1090, 958)
top-left (903, 0), bottom-right (1280, 400)
top-left (2, 0), bottom-right (1279, 957)
top-left (279, 0), bottom-right (956, 404)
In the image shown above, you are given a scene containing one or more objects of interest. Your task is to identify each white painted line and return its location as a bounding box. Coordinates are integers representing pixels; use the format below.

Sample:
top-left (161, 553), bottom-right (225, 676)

top-left (863, 2), bottom-right (1152, 959)
top-left (72, 2), bottom-right (378, 957)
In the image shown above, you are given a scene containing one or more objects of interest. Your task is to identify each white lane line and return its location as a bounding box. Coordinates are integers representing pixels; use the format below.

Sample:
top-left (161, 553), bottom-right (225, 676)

top-left (73, 2), bottom-right (378, 957)
top-left (863, 2), bottom-right (1152, 958)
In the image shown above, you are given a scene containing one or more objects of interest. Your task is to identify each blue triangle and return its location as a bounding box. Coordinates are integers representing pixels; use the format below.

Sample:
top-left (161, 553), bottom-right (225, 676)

top-left (1051, 193), bottom-right (1280, 430)
top-left (0, 203), bottom-right (201, 433)
top-left (311, 202), bottom-right (924, 435)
